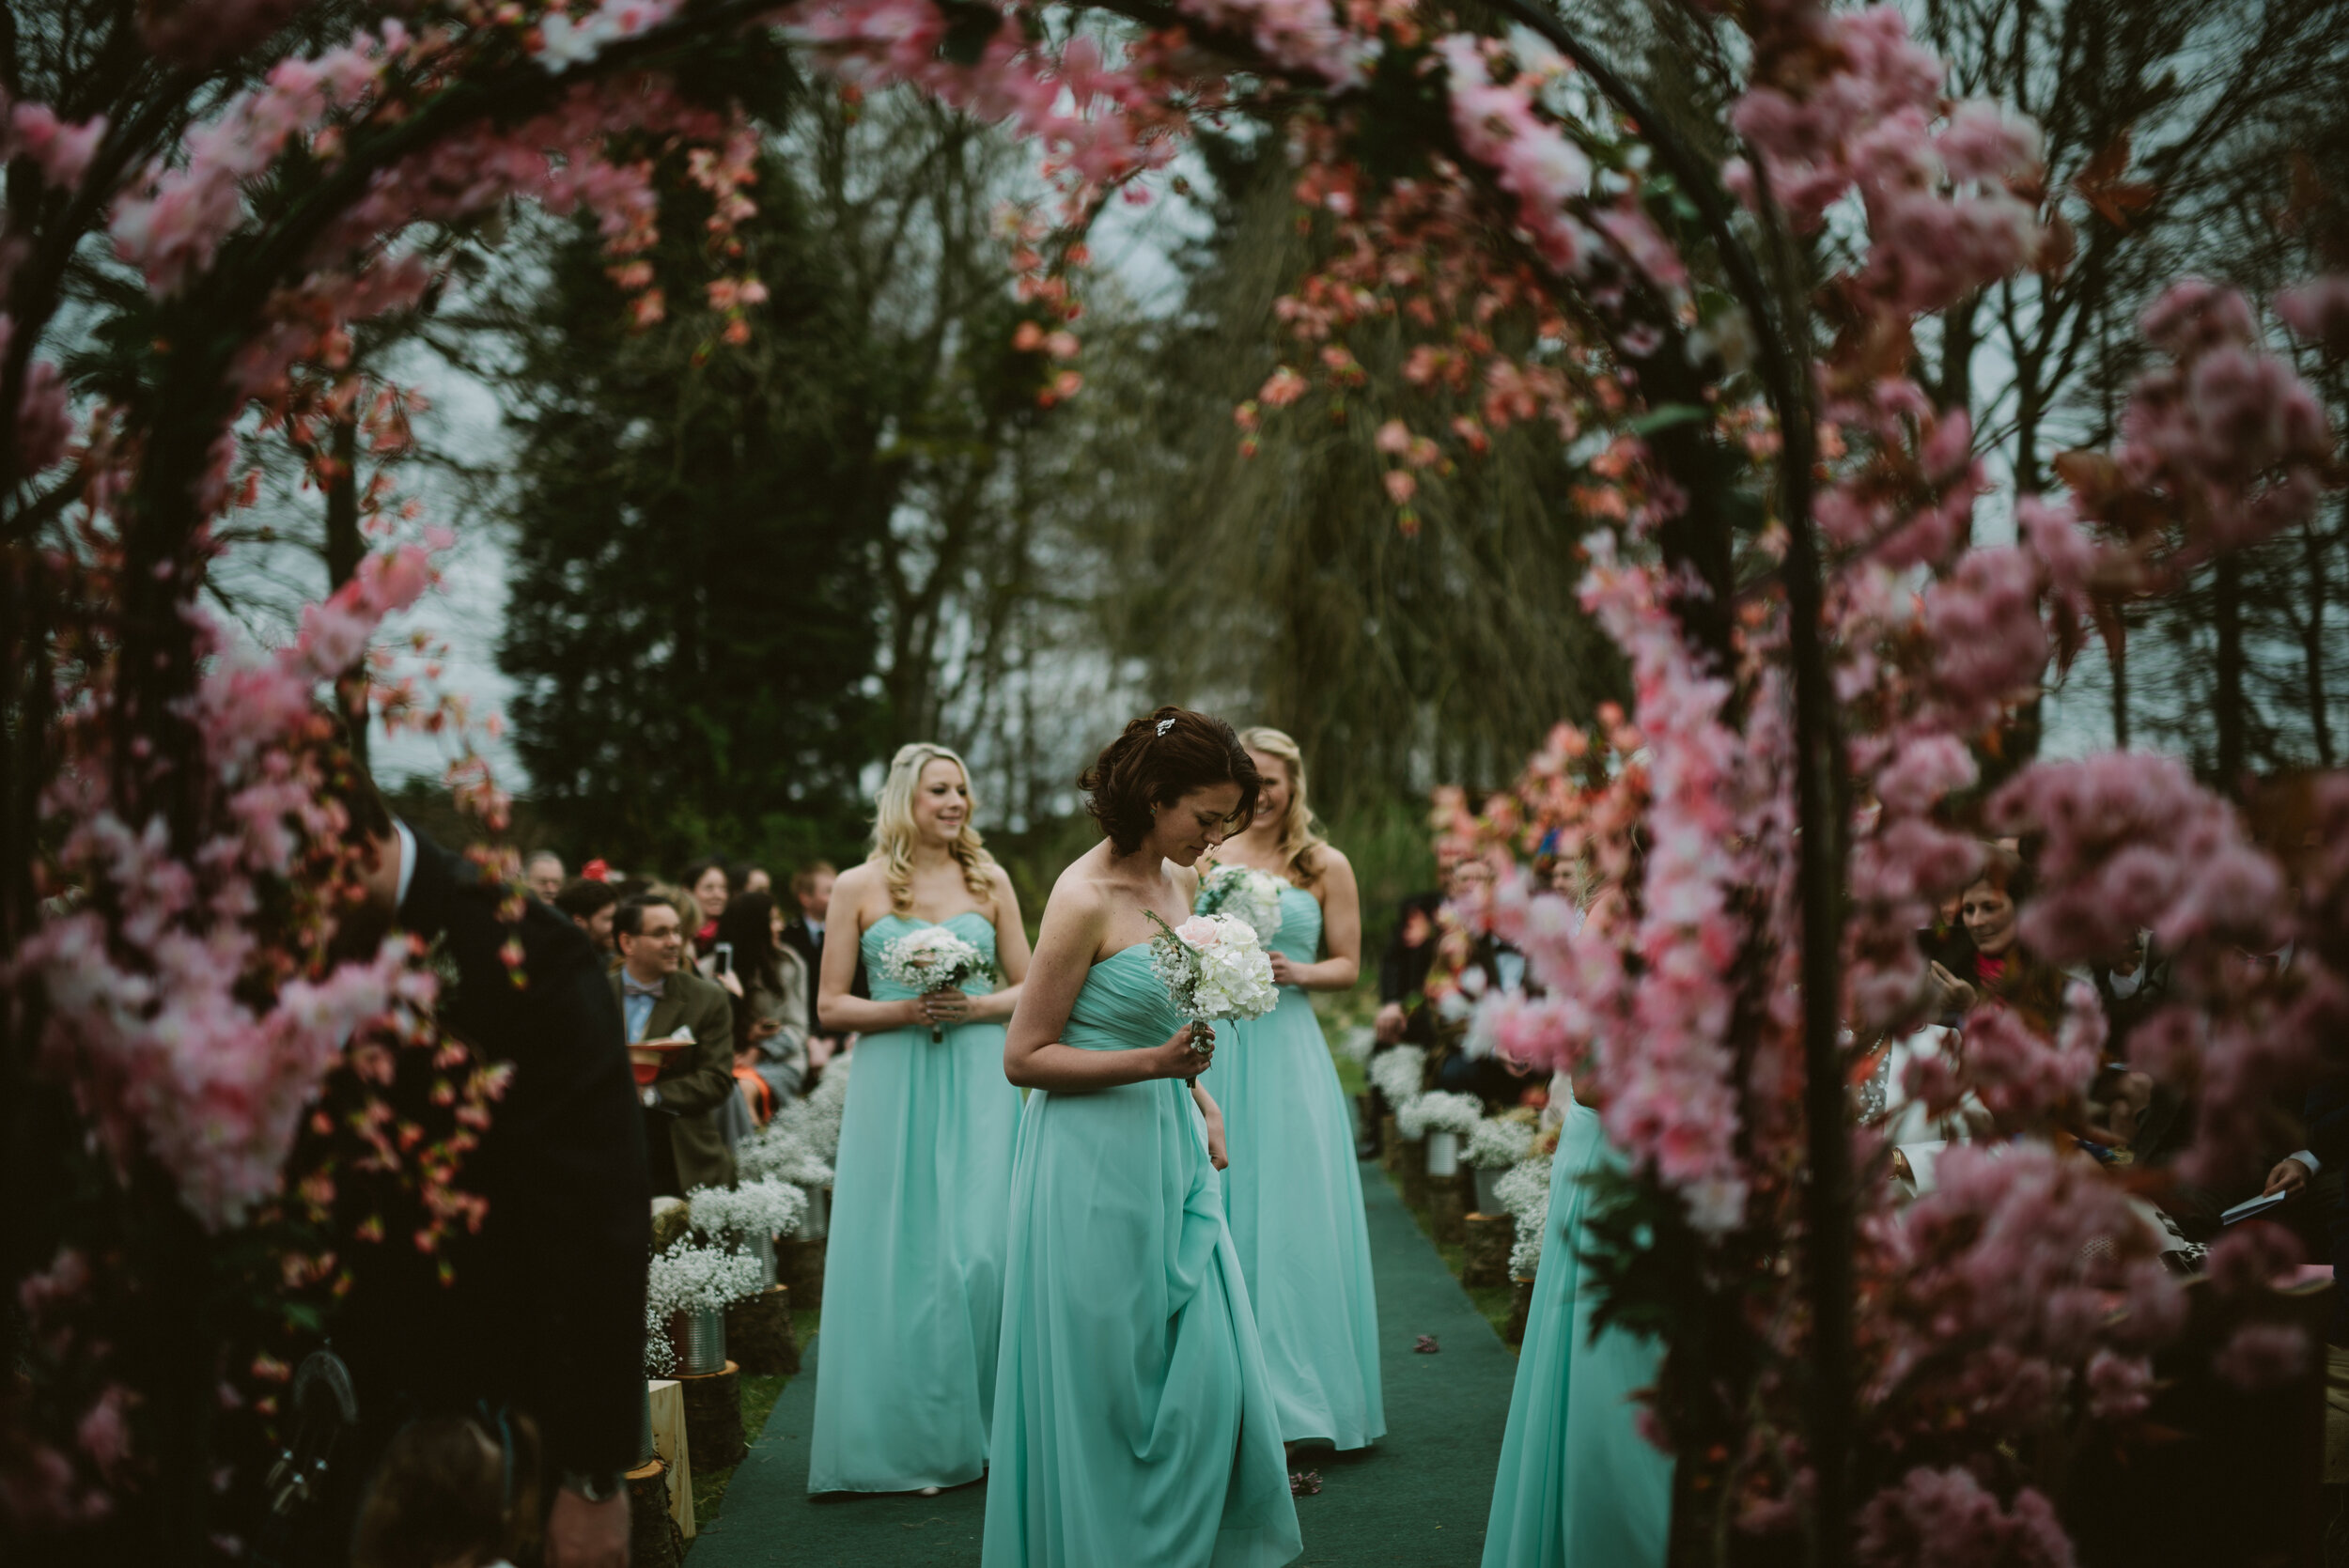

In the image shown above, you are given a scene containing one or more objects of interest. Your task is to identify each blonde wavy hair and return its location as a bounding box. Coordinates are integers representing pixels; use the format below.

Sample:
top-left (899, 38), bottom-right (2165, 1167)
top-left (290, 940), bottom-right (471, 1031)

top-left (1237, 726), bottom-right (1327, 884)
top-left (869, 743), bottom-right (998, 914)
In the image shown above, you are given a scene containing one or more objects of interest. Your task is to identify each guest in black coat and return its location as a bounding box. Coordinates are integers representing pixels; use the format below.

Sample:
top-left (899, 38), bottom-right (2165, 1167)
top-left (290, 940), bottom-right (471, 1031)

top-left (332, 811), bottom-right (649, 1568)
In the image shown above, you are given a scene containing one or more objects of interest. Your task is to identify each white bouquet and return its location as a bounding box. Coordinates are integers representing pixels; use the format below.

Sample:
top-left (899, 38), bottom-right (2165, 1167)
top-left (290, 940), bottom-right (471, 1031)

top-left (1396, 1089), bottom-right (1486, 1141)
top-left (1195, 863), bottom-right (1285, 946)
top-left (876, 925), bottom-right (992, 1041)
top-left (1143, 910), bottom-right (1279, 1051)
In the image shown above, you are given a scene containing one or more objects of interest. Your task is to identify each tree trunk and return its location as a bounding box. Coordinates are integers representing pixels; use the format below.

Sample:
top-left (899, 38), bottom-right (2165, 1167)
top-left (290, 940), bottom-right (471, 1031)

top-left (325, 416), bottom-right (368, 768)
top-left (2302, 516), bottom-right (2335, 768)
top-left (2215, 554), bottom-right (2245, 792)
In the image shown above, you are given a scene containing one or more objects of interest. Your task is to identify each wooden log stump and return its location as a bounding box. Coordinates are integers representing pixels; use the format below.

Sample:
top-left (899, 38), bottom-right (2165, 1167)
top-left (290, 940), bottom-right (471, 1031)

top-left (678, 1359), bottom-right (745, 1471)
top-left (726, 1283), bottom-right (798, 1375)
top-left (1462, 1211), bottom-right (1512, 1286)
top-left (1397, 1140), bottom-right (1430, 1212)
top-left (781, 1235), bottom-right (827, 1302)
top-left (627, 1459), bottom-right (680, 1568)
top-left (1505, 1276), bottom-right (1534, 1346)
top-left (1378, 1115), bottom-right (1403, 1173)
top-left (1431, 1181), bottom-right (1470, 1246)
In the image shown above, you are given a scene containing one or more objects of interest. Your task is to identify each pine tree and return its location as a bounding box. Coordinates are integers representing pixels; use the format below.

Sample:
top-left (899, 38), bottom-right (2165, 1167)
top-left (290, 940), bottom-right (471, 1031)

top-left (495, 153), bottom-right (889, 874)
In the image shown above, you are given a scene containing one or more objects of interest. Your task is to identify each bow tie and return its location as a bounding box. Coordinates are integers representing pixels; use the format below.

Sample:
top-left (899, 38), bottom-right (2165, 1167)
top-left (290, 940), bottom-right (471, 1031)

top-left (622, 975), bottom-right (665, 999)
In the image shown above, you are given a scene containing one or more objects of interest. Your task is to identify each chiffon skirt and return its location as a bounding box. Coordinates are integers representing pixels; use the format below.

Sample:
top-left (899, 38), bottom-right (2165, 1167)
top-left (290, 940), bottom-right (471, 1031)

top-left (1216, 984), bottom-right (1384, 1449)
top-left (982, 945), bottom-right (1300, 1567)
top-left (807, 1016), bottom-right (1021, 1493)
top-left (1480, 1099), bottom-right (1675, 1567)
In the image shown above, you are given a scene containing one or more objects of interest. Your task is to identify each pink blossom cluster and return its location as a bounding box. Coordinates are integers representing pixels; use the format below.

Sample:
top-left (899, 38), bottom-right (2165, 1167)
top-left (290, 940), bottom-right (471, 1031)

top-left (784, 3), bottom-right (1188, 210)
top-left (1730, 7), bottom-right (2043, 313)
top-left (18, 543), bottom-right (444, 1229)
top-left (1180, 0), bottom-right (1375, 89)
top-left (2113, 279), bottom-right (2334, 553)
top-left (1868, 1141), bottom-right (2180, 1438)
top-left (4, 96), bottom-right (108, 194)
top-left (1435, 35), bottom-right (1595, 275)
top-left (1853, 1464), bottom-right (2073, 1568)
top-left (1989, 752), bottom-right (2280, 967)
top-left (111, 23), bottom-right (411, 294)
top-left (533, 0), bottom-right (685, 71)
top-left (1569, 540), bottom-right (1764, 1233)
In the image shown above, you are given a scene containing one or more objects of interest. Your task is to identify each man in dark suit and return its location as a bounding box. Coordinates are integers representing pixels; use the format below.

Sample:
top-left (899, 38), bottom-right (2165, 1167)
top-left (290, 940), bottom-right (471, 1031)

top-left (780, 861), bottom-right (835, 1035)
top-left (612, 896), bottom-right (737, 1195)
top-left (334, 811), bottom-right (648, 1568)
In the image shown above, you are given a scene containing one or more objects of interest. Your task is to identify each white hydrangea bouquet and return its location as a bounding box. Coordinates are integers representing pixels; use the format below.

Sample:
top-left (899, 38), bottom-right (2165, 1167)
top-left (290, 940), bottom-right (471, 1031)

top-left (1143, 909), bottom-right (1279, 1054)
top-left (1194, 862), bottom-right (1284, 945)
top-left (876, 924), bottom-right (991, 1041)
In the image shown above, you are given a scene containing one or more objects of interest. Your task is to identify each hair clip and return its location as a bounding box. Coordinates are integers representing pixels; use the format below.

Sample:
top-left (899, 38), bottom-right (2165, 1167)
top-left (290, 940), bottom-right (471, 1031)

top-left (1156, 717), bottom-right (1176, 737)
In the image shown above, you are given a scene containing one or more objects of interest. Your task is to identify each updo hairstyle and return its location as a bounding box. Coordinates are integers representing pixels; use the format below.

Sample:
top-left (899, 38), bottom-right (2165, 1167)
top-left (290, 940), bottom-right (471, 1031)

top-left (1080, 706), bottom-right (1262, 856)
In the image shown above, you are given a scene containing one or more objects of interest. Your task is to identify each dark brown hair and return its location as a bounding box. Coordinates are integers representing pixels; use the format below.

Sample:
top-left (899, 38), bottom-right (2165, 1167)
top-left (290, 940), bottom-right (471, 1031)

top-left (1080, 707), bottom-right (1261, 855)
top-left (351, 1410), bottom-right (540, 1568)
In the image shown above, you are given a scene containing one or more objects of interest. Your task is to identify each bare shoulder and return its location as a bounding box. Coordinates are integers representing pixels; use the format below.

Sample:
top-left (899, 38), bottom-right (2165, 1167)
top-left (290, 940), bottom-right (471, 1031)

top-left (831, 860), bottom-right (885, 902)
top-left (1311, 845), bottom-right (1356, 883)
top-left (984, 860), bottom-right (1020, 906)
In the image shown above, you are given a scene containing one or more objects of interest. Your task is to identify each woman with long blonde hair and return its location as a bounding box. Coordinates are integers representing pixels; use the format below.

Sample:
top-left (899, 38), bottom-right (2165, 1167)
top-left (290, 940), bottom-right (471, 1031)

top-left (807, 743), bottom-right (1031, 1496)
top-left (1199, 726), bottom-right (1385, 1454)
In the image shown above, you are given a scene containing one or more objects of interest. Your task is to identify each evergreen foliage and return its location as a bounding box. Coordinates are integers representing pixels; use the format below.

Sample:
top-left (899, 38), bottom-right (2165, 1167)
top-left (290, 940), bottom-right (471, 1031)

top-left (496, 147), bottom-right (889, 874)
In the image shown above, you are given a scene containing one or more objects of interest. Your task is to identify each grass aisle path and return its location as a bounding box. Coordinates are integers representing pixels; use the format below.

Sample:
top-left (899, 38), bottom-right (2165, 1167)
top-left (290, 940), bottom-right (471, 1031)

top-left (690, 1163), bottom-right (1518, 1566)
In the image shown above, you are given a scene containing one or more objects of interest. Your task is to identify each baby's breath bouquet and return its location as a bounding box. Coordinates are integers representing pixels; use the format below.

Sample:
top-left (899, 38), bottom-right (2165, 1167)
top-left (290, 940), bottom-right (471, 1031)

top-left (876, 924), bottom-right (991, 1041)
top-left (1144, 910), bottom-right (1279, 1054)
top-left (1195, 862), bottom-right (1285, 945)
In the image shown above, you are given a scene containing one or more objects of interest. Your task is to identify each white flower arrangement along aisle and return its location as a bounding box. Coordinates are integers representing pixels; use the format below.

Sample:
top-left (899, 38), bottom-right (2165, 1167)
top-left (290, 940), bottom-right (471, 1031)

top-left (737, 1052), bottom-right (854, 1188)
top-left (1193, 863), bottom-right (1286, 946)
top-left (1493, 1150), bottom-right (1558, 1281)
top-left (1367, 1045), bottom-right (1428, 1114)
top-left (1395, 1089), bottom-right (1484, 1142)
top-left (644, 1239), bottom-right (768, 1377)
top-left (1467, 1113), bottom-right (1537, 1172)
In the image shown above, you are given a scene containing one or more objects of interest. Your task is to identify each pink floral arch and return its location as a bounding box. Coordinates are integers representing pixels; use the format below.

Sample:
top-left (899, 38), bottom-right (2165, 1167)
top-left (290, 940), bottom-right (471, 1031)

top-left (2, 0), bottom-right (2344, 1560)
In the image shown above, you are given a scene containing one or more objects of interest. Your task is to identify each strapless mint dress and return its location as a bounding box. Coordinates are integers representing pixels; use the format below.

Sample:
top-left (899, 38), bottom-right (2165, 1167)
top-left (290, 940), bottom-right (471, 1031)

top-left (1480, 1098), bottom-right (1674, 1566)
top-left (981, 943), bottom-right (1302, 1568)
top-left (807, 912), bottom-right (1021, 1494)
top-left (1214, 882), bottom-right (1384, 1450)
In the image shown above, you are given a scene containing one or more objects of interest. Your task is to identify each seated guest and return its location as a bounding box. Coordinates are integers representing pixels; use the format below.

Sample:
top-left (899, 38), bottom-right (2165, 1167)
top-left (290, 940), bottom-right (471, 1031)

top-left (612, 895), bottom-right (737, 1196)
top-left (553, 877), bottom-right (619, 959)
top-left (524, 850), bottom-right (566, 905)
top-left (783, 861), bottom-right (836, 1034)
top-left (714, 890), bottom-right (810, 1114)
top-left (680, 857), bottom-right (730, 951)
top-left (740, 864), bottom-right (773, 895)
top-left (1929, 844), bottom-right (2068, 1032)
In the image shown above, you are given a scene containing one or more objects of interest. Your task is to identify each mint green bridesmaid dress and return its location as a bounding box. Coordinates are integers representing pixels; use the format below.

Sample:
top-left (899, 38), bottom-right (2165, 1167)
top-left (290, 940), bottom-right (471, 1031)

top-left (807, 912), bottom-right (1021, 1494)
top-left (981, 943), bottom-right (1303, 1568)
top-left (1214, 881), bottom-right (1385, 1450)
top-left (1480, 1097), bottom-right (1675, 1566)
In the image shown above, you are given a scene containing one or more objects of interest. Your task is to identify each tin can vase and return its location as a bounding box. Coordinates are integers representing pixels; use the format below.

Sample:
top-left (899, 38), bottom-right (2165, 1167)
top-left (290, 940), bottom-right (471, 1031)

top-left (1473, 1164), bottom-right (1505, 1216)
top-left (753, 1231), bottom-right (778, 1289)
top-left (1426, 1128), bottom-right (1461, 1179)
top-left (674, 1306), bottom-right (727, 1376)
